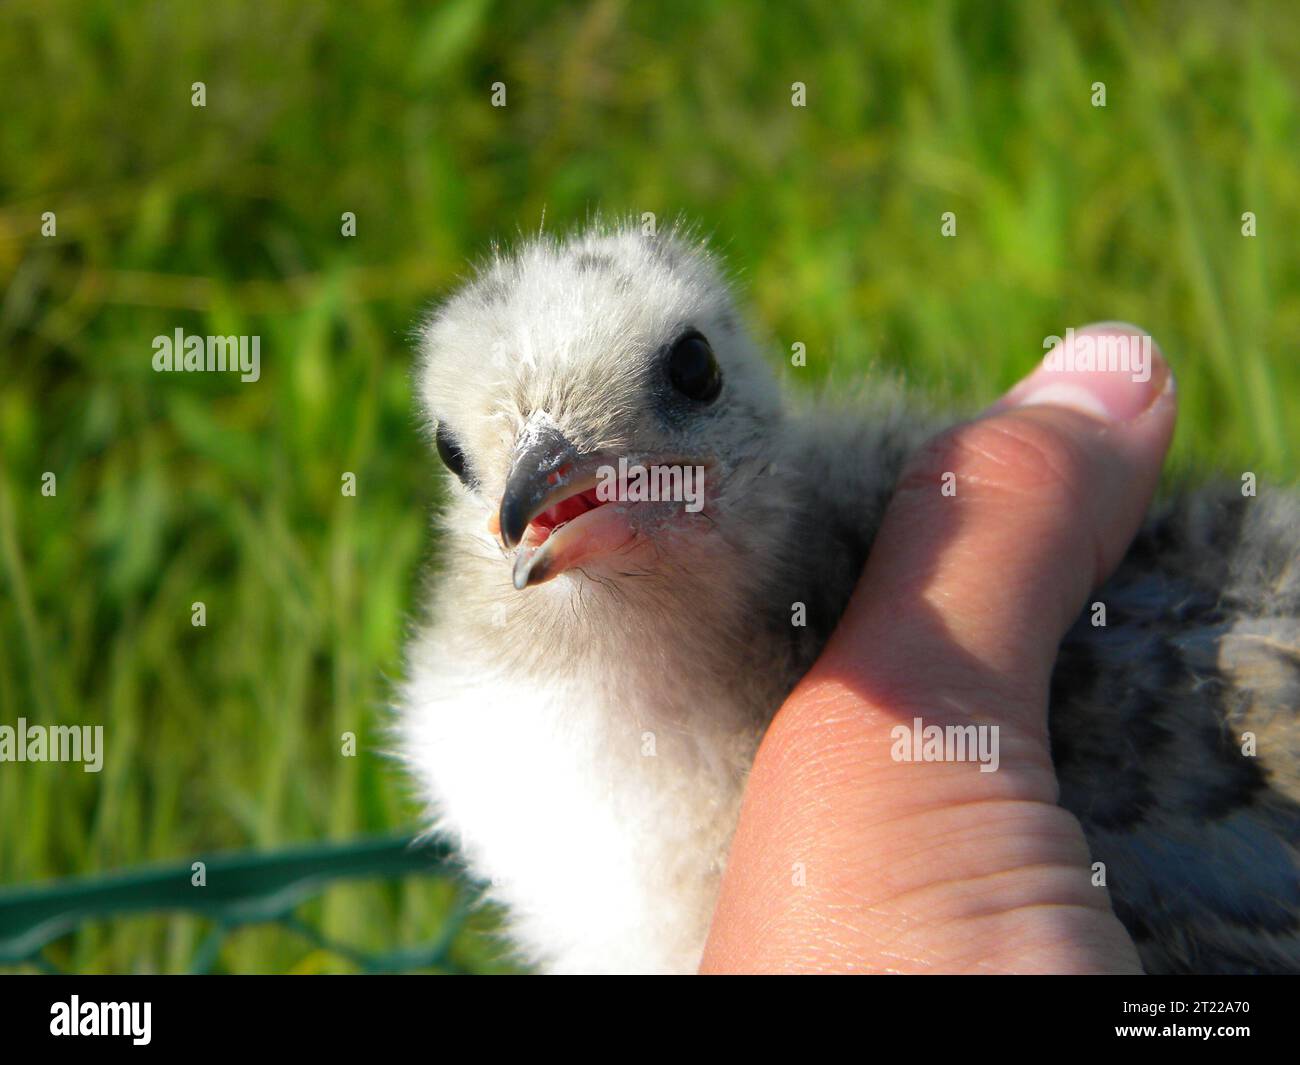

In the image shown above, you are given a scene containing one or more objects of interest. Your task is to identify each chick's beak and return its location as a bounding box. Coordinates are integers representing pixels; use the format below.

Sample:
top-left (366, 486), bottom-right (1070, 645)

top-left (497, 424), bottom-right (584, 549)
top-left (495, 425), bottom-right (642, 590)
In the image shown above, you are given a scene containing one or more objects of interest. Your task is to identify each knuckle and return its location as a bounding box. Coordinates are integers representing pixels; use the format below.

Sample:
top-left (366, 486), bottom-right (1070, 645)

top-left (897, 413), bottom-right (1094, 512)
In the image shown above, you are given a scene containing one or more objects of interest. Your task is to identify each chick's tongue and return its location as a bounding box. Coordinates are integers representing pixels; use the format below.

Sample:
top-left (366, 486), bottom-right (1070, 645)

top-left (530, 487), bottom-right (602, 537)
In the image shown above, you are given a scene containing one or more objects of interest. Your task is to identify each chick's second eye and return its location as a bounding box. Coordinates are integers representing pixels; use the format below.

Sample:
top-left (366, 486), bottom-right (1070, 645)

top-left (667, 331), bottom-right (722, 403)
top-left (435, 424), bottom-right (472, 485)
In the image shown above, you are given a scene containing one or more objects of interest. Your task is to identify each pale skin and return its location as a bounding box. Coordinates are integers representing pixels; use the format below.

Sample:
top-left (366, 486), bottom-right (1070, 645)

top-left (702, 323), bottom-right (1175, 974)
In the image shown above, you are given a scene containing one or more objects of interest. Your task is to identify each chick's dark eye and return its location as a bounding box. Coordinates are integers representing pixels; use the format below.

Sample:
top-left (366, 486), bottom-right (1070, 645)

top-left (435, 424), bottom-right (472, 485)
top-left (667, 331), bottom-right (722, 403)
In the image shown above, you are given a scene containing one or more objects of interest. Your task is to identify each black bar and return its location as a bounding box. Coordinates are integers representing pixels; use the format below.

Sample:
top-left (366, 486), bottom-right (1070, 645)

top-left (0, 974), bottom-right (1289, 1053)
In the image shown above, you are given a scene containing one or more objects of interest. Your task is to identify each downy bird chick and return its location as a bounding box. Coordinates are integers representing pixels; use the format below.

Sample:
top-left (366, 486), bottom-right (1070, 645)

top-left (399, 221), bottom-right (1300, 974)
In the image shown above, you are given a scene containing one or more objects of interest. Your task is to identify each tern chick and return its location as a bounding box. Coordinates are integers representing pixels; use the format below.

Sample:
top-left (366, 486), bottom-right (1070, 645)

top-left (399, 222), bottom-right (1300, 974)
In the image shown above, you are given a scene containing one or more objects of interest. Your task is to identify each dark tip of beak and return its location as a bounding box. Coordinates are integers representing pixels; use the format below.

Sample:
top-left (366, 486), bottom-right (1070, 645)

top-left (499, 497), bottom-right (531, 550)
top-left (512, 548), bottom-right (547, 590)
top-left (498, 426), bottom-right (580, 549)
top-left (498, 492), bottom-right (529, 550)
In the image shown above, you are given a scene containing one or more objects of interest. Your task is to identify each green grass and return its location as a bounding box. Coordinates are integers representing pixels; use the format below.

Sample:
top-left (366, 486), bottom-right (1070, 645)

top-left (0, 0), bottom-right (1297, 972)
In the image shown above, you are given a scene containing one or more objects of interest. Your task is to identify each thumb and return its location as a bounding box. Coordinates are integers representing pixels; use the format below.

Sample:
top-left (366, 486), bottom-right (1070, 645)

top-left (815, 321), bottom-right (1177, 750)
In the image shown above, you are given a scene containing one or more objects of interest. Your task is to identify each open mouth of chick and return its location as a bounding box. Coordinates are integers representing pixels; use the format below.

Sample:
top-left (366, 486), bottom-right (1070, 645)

top-left (505, 460), bottom-right (710, 589)
top-left (523, 483), bottom-right (610, 548)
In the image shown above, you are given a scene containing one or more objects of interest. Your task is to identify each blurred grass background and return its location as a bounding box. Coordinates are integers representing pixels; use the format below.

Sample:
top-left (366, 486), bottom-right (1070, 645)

top-left (0, 0), bottom-right (1296, 973)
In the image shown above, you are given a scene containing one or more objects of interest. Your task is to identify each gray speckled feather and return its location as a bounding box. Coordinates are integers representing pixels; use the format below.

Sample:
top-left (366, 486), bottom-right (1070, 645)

top-left (1048, 491), bottom-right (1300, 973)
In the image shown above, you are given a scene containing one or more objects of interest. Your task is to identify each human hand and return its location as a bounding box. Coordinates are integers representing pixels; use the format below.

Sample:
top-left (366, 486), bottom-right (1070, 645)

top-left (702, 323), bottom-right (1176, 973)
